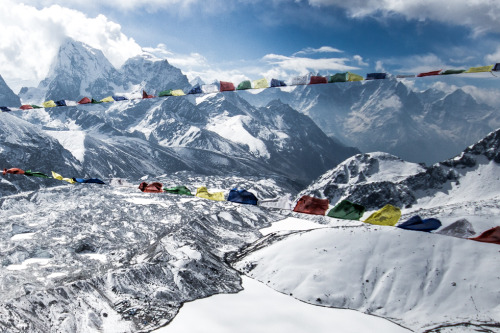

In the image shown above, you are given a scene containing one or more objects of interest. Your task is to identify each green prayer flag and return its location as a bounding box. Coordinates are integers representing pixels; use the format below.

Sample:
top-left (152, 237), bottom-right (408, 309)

top-left (24, 170), bottom-right (50, 178)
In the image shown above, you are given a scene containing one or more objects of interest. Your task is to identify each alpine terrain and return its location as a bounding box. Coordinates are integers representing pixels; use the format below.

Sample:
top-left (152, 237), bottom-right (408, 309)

top-left (0, 38), bottom-right (499, 333)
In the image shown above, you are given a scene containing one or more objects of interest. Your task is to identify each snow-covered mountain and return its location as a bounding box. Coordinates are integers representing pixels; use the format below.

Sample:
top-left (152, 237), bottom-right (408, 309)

top-left (7, 39), bottom-right (359, 188)
top-left (239, 79), bottom-right (499, 165)
top-left (10, 90), bottom-right (357, 187)
top-left (0, 74), bottom-right (21, 107)
top-left (0, 113), bottom-right (81, 195)
top-left (18, 39), bottom-right (190, 103)
top-left (120, 53), bottom-right (190, 96)
top-left (297, 127), bottom-right (500, 233)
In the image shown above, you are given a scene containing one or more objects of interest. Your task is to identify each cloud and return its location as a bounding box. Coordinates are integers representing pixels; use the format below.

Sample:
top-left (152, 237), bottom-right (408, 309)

top-left (16, 0), bottom-right (500, 36)
top-left (0, 1), bottom-right (141, 91)
top-left (375, 60), bottom-right (385, 72)
top-left (485, 46), bottom-right (500, 64)
top-left (294, 46), bottom-right (343, 55)
top-left (17, 0), bottom-right (228, 15)
top-left (262, 54), bottom-right (359, 75)
top-left (353, 55), bottom-right (368, 66)
top-left (303, 0), bottom-right (500, 35)
top-left (144, 43), bottom-right (254, 85)
top-left (383, 53), bottom-right (447, 74)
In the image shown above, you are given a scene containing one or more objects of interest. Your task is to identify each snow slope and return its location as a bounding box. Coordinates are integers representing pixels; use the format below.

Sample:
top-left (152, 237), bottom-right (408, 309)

top-left (231, 222), bottom-right (500, 332)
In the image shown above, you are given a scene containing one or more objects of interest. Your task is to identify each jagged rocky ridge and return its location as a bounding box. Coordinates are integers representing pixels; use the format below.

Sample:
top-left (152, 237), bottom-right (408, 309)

top-left (298, 128), bottom-right (500, 209)
top-left (295, 128), bottom-right (500, 234)
top-left (0, 174), bottom-right (294, 332)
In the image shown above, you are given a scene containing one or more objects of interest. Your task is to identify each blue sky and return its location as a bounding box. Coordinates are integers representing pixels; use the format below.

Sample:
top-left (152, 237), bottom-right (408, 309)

top-left (0, 0), bottom-right (499, 91)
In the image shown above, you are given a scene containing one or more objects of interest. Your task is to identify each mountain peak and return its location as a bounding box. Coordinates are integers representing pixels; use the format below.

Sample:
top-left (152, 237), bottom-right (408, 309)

top-left (31, 38), bottom-right (120, 101)
top-left (47, 38), bottom-right (115, 78)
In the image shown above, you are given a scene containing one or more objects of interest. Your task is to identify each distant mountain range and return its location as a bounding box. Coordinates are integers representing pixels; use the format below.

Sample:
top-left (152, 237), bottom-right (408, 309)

top-left (239, 78), bottom-right (499, 165)
top-left (1, 37), bottom-right (499, 190)
top-left (0, 39), bottom-right (358, 193)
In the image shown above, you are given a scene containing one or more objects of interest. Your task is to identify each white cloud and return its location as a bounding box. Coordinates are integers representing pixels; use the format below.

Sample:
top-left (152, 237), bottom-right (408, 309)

top-left (485, 46), bottom-right (500, 64)
top-left (0, 1), bottom-right (141, 92)
top-left (305, 0), bottom-right (500, 35)
top-left (262, 54), bottom-right (359, 75)
top-left (15, 0), bottom-right (500, 36)
top-left (375, 60), bottom-right (385, 73)
top-left (429, 81), bottom-right (500, 108)
top-left (17, 0), bottom-right (227, 15)
top-left (294, 46), bottom-right (343, 55)
top-left (461, 85), bottom-right (500, 108)
top-left (386, 53), bottom-right (447, 74)
top-left (353, 55), bottom-right (368, 66)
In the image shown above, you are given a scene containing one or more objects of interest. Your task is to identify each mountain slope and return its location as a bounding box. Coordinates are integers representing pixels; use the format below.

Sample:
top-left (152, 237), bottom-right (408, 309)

top-left (0, 74), bottom-right (21, 106)
top-left (231, 224), bottom-right (500, 332)
top-left (0, 113), bottom-right (81, 195)
top-left (12, 90), bottom-right (358, 186)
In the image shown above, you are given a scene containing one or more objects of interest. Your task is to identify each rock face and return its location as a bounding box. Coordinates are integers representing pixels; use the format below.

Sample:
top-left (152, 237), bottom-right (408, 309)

top-left (0, 174), bottom-right (292, 333)
top-left (120, 54), bottom-right (190, 95)
top-left (239, 79), bottom-right (500, 164)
